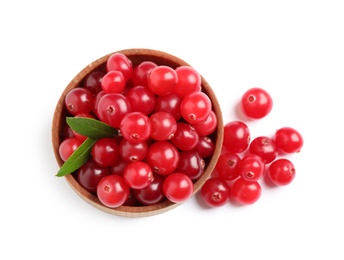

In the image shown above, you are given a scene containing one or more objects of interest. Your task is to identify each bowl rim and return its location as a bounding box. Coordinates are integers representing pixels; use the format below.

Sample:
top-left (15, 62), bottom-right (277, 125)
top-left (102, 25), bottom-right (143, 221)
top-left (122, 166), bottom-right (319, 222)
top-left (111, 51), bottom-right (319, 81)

top-left (52, 48), bottom-right (223, 217)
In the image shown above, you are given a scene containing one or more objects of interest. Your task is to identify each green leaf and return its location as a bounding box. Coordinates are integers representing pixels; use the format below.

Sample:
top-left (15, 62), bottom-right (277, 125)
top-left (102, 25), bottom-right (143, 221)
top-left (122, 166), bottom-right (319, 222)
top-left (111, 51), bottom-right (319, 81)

top-left (56, 138), bottom-right (97, 177)
top-left (66, 117), bottom-right (118, 138)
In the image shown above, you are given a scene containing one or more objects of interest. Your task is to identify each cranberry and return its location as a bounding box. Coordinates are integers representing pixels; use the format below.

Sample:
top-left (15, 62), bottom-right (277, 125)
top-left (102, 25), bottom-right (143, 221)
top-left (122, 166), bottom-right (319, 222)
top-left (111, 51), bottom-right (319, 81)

top-left (58, 137), bottom-right (83, 162)
top-left (146, 141), bottom-right (180, 175)
top-left (163, 173), bottom-right (193, 203)
top-left (65, 87), bottom-right (94, 116)
top-left (147, 65), bottom-right (178, 95)
top-left (223, 120), bottom-right (250, 154)
top-left (133, 174), bottom-right (165, 205)
top-left (106, 53), bottom-right (133, 82)
top-left (97, 175), bottom-right (130, 208)
top-left (96, 93), bottom-right (131, 128)
top-left (201, 177), bottom-right (231, 207)
top-left (76, 158), bottom-right (110, 194)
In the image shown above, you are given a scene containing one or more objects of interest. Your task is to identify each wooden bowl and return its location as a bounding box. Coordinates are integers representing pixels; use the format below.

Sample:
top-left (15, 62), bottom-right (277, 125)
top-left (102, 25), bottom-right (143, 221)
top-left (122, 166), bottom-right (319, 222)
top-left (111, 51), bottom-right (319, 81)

top-left (52, 48), bottom-right (223, 217)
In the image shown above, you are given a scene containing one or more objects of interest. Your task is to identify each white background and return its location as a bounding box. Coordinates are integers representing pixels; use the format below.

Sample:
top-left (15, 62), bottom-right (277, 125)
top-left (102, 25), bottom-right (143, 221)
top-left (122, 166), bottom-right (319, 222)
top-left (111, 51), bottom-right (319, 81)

top-left (1, 1), bottom-right (344, 259)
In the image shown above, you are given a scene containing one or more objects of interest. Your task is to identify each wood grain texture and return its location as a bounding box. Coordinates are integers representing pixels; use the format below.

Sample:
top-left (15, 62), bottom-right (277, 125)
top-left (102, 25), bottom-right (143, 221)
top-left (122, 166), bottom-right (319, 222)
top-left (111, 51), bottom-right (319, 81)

top-left (52, 48), bottom-right (223, 217)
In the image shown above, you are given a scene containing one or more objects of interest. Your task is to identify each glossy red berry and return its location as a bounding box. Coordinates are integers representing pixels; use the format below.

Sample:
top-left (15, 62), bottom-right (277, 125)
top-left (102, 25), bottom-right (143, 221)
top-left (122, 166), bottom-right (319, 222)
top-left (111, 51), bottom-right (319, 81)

top-left (176, 150), bottom-right (205, 181)
top-left (171, 122), bottom-right (199, 151)
top-left (149, 111), bottom-right (177, 141)
top-left (146, 141), bottom-right (180, 175)
top-left (76, 158), bottom-right (110, 193)
top-left (110, 159), bottom-right (130, 176)
top-left (106, 53), bottom-right (133, 82)
top-left (163, 173), bottom-right (193, 203)
top-left (215, 152), bottom-right (241, 181)
top-left (147, 65), bottom-right (178, 95)
top-left (101, 70), bottom-right (126, 94)
top-left (154, 93), bottom-right (182, 120)
top-left (123, 161), bottom-right (154, 189)
top-left (58, 137), bottom-right (83, 162)
top-left (97, 174), bottom-right (130, 208)
top-left (191, 110), bottom-right (217, 136)
top-left (274, 127), bottom-right (303, 154)
top-left (118, 139), bottom-right (148, 162)
top-left (194, 136), bottom-right (215, 158)
top-left (180, 92), bottom-right (212, 124)
top-left (249, 136), bottom-right (277, 164)
top-left (132, 61), bottom-right (157, 87)
top-left (231, 177), bottom-right (261, 205)
top-left (173, 65), bottom-right (201, 98)
top-left (237, 154), bottom-right (265, 182)
top-left (120, 112), bottom-right (151, 144)
top-left (83, 70), bottom-right (105, 94)
top-left (223, 121), bottom-right (250, 154)
top-left (241, 87), bottom-right (273, 119)
top-left (133, 174), bottom-right (165, 205)
top-left (126, 85), bottom-right (156, 115)
top-left (91, 137), bottom-right (119, 167)
top-left (267, 158), bottom-right (295, 186)
top-left (201, 177), bottom-right (231, 207)
top-left (96, 93), bottom-right (131, 128)
top-left (65, 87), bottom-right (95, 116)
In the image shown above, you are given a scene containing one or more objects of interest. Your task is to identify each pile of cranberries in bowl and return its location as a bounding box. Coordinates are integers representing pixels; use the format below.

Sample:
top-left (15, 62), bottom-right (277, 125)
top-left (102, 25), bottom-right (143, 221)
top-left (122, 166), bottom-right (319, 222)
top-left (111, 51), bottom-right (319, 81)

top-left (52, 49), bottom-right (223, 217)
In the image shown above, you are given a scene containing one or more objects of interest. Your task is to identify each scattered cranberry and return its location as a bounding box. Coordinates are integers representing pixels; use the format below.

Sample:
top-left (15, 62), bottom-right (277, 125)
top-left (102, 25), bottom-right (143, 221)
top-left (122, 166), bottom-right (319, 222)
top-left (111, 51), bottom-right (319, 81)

top-left (267, 158), bottom-right (296, 186)
top-left (231, 177), bottom-right (262, 205)
top-left (237, 154), bottom-right (265, 182)
top-left (249, 136), bottom-right (277, 164)
top-left (201, 177), bottom-right (231, 207)
top-left (223, 120), bottom-right (250, 153)
top-left (240, 87), bottom-right (273, 119)
top-left (275, 126), bottom-right (304, 154)
top-left (215, 152), bottom-right (241, 181)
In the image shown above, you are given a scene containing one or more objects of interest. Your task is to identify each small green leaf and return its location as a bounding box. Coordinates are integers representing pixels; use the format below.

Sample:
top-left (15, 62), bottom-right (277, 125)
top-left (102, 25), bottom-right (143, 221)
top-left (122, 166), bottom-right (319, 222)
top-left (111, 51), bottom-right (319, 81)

top-left (66, 117), bottom-right (118, 138)
top-left (56, 138), bottom-right (97, 177)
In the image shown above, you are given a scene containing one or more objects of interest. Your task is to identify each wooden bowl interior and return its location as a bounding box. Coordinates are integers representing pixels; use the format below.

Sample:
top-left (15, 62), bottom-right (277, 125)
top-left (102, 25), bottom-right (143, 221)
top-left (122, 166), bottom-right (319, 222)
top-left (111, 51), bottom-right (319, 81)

top-left (52, 48), bottom-right (223, 217)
